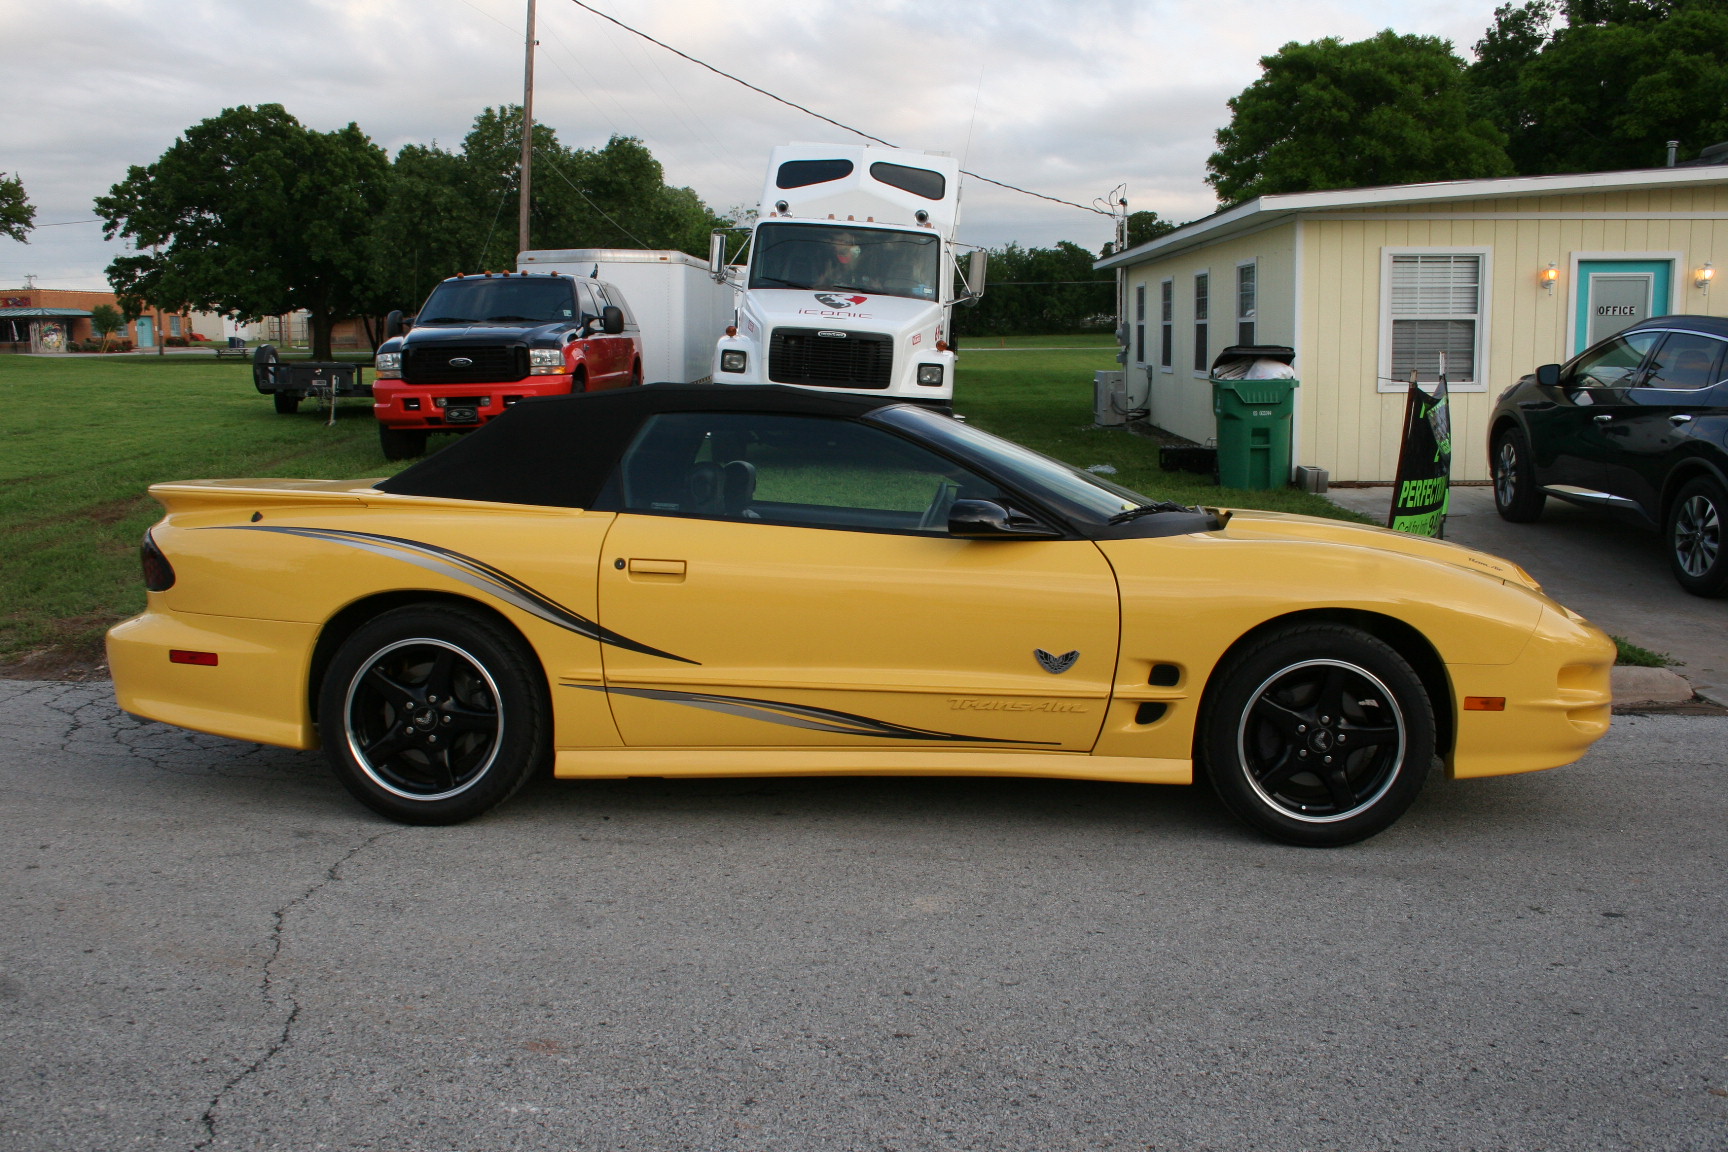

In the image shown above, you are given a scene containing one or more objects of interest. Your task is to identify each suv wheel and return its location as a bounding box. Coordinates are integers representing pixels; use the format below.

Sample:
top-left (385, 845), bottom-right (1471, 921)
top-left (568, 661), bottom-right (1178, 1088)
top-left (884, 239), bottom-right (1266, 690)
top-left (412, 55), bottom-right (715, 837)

top-left (1667, 475), bottom-right (1727, 597)
top-left (1492, 426), bottom-right (1545, 522)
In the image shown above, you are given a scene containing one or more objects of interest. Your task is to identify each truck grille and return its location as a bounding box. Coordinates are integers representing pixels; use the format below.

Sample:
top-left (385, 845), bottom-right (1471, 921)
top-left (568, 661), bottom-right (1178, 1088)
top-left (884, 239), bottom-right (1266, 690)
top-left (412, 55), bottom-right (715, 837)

top-left (402, 344), bottom-right (527, 385)
top-left (768, 328), bottom-right (893, 390)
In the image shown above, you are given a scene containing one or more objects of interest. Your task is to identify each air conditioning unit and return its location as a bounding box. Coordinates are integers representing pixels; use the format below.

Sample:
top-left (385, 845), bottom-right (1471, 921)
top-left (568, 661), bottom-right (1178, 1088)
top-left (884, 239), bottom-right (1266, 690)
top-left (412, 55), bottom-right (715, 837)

top-left (1093, 370), bottom-right (1127, 427)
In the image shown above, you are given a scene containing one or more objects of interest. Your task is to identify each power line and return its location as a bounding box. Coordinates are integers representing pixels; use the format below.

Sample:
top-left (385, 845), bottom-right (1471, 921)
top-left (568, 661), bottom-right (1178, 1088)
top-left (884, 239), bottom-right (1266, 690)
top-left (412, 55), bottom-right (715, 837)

top-left (561, 0), bottom-right (1111, 217)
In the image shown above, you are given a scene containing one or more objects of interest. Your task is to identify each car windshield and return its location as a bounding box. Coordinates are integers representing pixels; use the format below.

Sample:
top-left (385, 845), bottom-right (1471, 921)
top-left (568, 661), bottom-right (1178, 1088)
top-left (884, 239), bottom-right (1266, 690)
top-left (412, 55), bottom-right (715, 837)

top-left (749, 223), bottom-right (940, 301)
top-left (416, 278), bottom-right (577, 325)
top-left (869, 405), bottom-right (1148, 523)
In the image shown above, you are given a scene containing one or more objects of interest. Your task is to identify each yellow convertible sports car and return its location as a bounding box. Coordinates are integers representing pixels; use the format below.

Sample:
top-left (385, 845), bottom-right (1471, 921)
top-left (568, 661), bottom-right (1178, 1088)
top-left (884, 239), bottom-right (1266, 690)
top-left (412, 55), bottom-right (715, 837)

top-left (108, 385), bottom-right (1614, 846)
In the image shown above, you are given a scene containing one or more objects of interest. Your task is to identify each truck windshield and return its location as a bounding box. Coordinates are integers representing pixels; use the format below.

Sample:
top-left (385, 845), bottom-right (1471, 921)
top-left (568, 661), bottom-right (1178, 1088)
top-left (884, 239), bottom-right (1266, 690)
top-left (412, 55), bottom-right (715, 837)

top-left (749, 223), bottom-right (940, 301)
top-left (416, 278), bottom-right (578, 325)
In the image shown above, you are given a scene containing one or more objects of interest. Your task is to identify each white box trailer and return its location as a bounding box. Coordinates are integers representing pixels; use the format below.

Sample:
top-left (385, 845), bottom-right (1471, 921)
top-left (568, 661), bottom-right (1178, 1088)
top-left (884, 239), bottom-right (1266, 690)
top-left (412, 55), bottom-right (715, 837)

top-left (517, 248), bottom-right (733, 384)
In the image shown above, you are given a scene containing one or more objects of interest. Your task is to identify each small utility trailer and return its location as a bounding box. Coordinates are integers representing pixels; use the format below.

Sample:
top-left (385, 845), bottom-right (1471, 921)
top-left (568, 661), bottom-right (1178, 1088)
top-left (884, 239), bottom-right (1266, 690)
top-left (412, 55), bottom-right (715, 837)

top-left (252, 345), bottom-right (372, 417)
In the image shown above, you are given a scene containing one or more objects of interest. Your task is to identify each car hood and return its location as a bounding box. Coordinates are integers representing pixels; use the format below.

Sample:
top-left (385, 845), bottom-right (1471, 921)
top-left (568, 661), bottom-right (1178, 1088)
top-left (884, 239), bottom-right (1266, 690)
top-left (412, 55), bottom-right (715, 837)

top-left (1212, 507), bottom-right (1543, 591)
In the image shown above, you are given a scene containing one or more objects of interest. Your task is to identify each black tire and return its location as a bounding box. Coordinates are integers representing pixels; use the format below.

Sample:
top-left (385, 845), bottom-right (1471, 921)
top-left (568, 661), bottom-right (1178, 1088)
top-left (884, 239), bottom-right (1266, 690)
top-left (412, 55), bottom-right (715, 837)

top-left (1491, 425), bottom-right (1545, 522)
top-left (1200, 624), bottom-right (1435, 847)
top-left (1666, 475), bottom-right (1728, 597)
top-left (629, 362), bottom-right (642, 387)
top-left (273, 391), bottom-right (300, 415)
top-left (316, 605), bottom-right (549, 824)
top-left (379, 425), bottom-right (428, 461)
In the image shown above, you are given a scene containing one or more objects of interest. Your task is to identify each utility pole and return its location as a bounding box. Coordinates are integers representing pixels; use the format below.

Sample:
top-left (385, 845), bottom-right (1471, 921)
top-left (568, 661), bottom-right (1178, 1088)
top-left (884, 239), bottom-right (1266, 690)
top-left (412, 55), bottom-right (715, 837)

top-left (518, 0), bottom-right (537, 259)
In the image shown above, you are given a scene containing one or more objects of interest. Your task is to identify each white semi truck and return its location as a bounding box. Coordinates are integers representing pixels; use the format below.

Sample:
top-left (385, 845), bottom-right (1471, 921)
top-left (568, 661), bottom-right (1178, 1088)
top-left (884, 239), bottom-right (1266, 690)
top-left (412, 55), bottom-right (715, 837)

top-left (709, 143), bottom-right (986, 405)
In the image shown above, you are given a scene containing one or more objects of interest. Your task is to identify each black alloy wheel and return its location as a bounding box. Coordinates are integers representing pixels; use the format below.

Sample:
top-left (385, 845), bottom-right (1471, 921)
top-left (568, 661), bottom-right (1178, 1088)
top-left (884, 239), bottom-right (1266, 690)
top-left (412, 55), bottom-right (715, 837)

top-left (1491, 426), bottom-right (1545, 522)
top-left (1201, 624), bottom-right (1434, 847)
top-left (317, 605), bottom-right (549, 824)
top-left (1666, 475), bottom-right (1728, 597)
top-left (379, 425), bottom-right (428, 461)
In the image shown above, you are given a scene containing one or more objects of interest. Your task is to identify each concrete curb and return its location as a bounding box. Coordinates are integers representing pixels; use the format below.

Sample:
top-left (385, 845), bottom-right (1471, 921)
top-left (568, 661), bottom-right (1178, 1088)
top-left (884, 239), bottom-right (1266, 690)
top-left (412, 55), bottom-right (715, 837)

top-left (1611, 665), bottom-right (1695, 706)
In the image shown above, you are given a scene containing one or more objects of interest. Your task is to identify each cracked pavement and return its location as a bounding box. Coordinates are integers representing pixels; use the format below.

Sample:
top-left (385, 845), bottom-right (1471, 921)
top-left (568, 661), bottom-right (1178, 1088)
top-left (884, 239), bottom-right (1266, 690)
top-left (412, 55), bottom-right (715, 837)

top-left (3, 679), bottom-right (1726, 1151)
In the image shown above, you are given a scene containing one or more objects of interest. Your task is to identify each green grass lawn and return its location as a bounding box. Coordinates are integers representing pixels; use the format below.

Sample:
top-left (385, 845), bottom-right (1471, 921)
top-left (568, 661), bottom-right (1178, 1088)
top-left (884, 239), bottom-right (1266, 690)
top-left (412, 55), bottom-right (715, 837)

top-left (0, 343), bottom-right (1362, 674)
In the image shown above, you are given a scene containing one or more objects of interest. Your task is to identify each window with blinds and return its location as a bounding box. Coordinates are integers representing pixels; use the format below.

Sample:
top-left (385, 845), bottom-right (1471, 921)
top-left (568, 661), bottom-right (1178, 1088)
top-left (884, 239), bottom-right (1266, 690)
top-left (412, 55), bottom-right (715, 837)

top-left (1236, 262), bottom-right (1256, 347)
top-left (1389, 253), bottom-right (1480, 383)
top-left (1159, 279), bottom-right (1173, 368)
top-left (1193, 272), bottom-right (1209, 372)
top-left (1134, 284), bottom-right (1146, 364)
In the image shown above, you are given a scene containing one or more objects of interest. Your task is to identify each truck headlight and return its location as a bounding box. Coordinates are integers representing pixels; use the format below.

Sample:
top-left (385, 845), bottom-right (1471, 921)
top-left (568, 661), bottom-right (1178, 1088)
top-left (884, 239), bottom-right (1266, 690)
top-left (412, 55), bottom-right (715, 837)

top-left (916, 364), bottom-right (945, 387)
top-left (529, 348), bottom-right (568, 375)
top-left (721, 350), bottom-right (748, 373)
top-left (374, 352), bottom-right (401, 378)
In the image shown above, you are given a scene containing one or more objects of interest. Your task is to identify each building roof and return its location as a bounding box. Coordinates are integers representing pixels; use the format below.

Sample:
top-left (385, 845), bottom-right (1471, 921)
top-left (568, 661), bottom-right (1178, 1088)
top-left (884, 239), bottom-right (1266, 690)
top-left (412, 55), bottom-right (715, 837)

top-left (0, 307), bottom-right (93, 318)
top-left (1096, 164), bottom-right (1728, 271)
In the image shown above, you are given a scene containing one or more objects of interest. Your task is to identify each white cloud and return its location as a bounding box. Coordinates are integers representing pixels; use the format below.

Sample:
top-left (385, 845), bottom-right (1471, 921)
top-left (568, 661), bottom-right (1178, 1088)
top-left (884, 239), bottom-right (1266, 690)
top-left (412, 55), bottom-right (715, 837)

top-left (0, 0), bottom-right (1496, 290)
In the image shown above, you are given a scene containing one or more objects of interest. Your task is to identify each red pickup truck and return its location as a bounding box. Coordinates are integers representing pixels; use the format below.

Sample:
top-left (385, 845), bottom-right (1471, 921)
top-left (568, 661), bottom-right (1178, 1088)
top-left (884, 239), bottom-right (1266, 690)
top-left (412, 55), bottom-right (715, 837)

top-left (371, 271), bottom-right (644, 459)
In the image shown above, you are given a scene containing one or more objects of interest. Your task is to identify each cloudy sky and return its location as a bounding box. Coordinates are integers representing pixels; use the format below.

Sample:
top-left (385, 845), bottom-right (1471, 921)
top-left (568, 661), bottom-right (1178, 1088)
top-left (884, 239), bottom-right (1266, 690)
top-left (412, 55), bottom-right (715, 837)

top-left (1, 0), bottom-right (1494, 292)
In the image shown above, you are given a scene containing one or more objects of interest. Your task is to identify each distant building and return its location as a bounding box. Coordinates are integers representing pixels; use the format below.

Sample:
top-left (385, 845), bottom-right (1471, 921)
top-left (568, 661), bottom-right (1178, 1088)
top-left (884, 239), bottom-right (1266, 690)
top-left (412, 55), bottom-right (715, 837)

top-left (1097, 166), bottom-right (1728, 482)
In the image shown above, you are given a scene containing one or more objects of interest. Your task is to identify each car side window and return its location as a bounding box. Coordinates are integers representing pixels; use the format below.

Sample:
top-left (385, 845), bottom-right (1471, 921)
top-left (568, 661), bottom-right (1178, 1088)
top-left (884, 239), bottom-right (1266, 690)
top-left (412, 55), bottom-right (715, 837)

top-left (574, 282), bottom-right (600, 328)
top-left (1641, 332), bottom-right (1726, 391)
top-left (606, 412), bottom-right (1004, 533)
top-left (1563, 332), bottom-right (1659, 389)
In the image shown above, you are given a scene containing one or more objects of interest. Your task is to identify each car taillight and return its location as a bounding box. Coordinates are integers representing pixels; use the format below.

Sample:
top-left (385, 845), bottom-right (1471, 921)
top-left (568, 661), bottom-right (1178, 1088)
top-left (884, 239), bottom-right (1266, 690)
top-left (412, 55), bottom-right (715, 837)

top-left (141, 529), bottom-right (175, 592)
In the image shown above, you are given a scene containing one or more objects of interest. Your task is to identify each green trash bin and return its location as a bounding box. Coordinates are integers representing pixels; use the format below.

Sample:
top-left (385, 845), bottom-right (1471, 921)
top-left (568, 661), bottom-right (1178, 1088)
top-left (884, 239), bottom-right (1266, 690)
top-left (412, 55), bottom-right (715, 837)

top-left (1211, 345), bottom-right (1298, 489)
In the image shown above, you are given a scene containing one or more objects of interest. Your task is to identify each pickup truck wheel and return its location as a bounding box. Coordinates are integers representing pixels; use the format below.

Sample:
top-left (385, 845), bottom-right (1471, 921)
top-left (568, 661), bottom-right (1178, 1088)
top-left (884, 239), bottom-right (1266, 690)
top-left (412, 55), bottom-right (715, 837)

top-left (630, 362), bottom-right (642, 387)
top-left (1666, 475), bottom-right (1727, 597)
top-left (317, 605), bottom-right (549, 824)
top-left (574, 368), bottom-right (588, 393)
top-left (1491, 426), bottom-right (1544, 522)
top-left (379, 425), bottom-right (428, 461)
top-left (273, 392), bottom-right (300, 415)
top-left (1200, 624), bottom-right (1433, 847)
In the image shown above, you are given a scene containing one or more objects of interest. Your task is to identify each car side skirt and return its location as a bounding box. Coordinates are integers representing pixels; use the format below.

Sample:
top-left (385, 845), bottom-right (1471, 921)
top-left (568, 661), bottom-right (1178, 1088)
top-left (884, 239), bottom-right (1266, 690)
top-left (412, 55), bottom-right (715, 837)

top-left (554, 747), bottom-right (1192, 784)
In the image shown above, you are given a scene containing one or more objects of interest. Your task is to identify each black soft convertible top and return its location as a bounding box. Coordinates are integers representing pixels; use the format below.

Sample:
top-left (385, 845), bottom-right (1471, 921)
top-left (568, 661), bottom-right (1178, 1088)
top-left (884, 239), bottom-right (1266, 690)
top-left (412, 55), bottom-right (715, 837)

top-left (377, 384), bottom-right (901, 508)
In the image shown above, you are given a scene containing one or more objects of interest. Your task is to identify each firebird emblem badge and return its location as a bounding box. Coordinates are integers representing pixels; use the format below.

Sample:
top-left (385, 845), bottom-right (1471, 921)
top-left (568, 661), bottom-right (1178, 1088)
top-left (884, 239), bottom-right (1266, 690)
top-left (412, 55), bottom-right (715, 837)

top-left (815, 293), bottom-right (867, 308)
top-left (449, 357), bottom-right (474, 367)
top-left (1034, 649), bottom-right (1080, 674)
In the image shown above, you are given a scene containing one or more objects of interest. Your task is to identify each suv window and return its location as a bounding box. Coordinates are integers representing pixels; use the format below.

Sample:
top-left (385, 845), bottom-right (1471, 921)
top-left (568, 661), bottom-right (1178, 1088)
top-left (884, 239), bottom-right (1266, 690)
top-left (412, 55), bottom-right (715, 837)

top-left (1563, 332), bottom-right (1659, 389)
top-left (607, 412), bottom-right (1003, 533)
top-left (1642, 332), bottom-right (1726, 391)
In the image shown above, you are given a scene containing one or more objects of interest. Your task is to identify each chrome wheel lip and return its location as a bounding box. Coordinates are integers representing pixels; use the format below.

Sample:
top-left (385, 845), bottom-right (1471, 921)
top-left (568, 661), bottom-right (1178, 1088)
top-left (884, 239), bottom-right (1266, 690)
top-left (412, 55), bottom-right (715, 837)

top-left (343, 637), bottom-right (504, 802)
top-left (1673, 494), bottom-right (1720, 578)
top-left (1236, 658), bottom-right (1406, 825)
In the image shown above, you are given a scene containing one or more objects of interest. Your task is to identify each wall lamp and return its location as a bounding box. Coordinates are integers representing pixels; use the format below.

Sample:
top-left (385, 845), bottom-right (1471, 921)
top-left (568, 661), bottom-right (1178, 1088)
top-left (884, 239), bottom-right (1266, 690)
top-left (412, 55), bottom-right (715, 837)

top-left (1539, 263), bottom-right (1558, 293)
top-left (1697, 262), bottom-right (1714, 292)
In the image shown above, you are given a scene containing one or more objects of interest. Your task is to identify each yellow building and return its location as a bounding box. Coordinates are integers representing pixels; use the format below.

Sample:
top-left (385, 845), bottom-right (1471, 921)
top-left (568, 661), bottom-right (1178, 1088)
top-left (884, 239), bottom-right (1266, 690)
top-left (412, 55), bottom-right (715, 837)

top-left (1096, 167), bottom-right (1728, 482)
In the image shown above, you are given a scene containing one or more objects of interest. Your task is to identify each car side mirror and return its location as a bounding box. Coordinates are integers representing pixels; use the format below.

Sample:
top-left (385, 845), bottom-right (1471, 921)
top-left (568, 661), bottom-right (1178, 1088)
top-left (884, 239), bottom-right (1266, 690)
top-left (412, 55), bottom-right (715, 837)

top-left (948, 499), bottom-right (1061, 539)
top-left (1535, 363), bottom-right (1561, 388)
top-left (601, 305), bottom-right (625, 335)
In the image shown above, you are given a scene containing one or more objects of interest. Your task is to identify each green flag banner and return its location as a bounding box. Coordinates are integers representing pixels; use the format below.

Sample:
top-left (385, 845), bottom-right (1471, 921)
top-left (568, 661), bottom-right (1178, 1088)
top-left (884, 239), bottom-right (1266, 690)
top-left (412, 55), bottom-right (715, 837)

top-left (1387, 371), bottom-right (1451, 537)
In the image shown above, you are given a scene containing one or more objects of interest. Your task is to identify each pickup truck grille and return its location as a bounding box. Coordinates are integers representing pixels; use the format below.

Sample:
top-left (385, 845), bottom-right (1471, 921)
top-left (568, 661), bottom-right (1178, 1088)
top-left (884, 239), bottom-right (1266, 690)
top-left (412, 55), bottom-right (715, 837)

top-left (768, 328), bottom-right (893, 390)
top-left (402, 344), bottom-right (527, 385)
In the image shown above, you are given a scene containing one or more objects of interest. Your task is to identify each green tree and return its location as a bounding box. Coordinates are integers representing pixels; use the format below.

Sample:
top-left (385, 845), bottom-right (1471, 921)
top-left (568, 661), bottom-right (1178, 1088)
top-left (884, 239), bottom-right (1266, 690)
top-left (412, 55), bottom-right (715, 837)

top-left (89, 303), bottom-right (124, 349)
top-left (1, 172), bottom-right (34, 243)
top-left (1125, 210), bottom-right (1179, 250)
top-left (952, 241), bottom-right (1115, 337)
top-left (1471, 0), bottom-right (1728, 173)
top-left (1208, 31), bottom-right (1514, 205)
top-left (95, 104), bottom-right (389, 360)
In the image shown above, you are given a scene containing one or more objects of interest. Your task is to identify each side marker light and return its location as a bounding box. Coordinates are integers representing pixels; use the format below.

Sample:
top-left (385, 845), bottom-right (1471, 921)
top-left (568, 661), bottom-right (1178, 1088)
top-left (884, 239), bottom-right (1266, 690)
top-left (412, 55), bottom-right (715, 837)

top-left (1463, 697), bottom-right (1506, 711)
top-left (170, 650), bottom-right (219, 666)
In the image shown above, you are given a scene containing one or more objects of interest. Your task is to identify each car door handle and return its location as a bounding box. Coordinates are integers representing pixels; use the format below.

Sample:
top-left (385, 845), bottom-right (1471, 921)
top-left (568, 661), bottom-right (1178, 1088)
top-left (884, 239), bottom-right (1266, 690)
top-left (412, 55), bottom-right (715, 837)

top-left (1592, 413), bottom-right (1613, 424)
top-left (1670, 413), bottom-right (1694, 425)
top-left (626, 558), bottom-right (686, 581)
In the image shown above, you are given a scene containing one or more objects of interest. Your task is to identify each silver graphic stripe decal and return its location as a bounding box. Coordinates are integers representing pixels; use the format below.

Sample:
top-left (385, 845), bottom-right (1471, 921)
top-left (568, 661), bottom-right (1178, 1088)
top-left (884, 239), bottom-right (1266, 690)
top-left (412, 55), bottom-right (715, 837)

top-left (212, 525), bottom-right (697, 664)
top-left (568, 683), bottom-right (1056, 745)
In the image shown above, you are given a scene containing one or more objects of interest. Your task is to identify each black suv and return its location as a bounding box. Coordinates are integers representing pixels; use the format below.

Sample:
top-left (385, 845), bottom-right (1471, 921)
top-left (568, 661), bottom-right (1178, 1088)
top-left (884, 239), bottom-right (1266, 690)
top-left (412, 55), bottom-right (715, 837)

top-left (1488, 315), bottom-right (1727, 597)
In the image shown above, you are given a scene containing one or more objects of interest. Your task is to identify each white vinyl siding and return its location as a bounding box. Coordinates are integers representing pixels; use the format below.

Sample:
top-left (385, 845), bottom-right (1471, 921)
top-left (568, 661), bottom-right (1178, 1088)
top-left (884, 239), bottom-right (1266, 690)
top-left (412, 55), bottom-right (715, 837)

top-left (1379, 249), bottom-right (1490, 391)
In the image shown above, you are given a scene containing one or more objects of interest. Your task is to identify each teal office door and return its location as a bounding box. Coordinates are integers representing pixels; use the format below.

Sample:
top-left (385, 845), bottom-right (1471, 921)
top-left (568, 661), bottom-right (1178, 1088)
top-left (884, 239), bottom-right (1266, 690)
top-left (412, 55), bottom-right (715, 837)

top-left (1575, 260), bottom-right (1671, 354)
top-left (135, 316), bottom-right (155, 348)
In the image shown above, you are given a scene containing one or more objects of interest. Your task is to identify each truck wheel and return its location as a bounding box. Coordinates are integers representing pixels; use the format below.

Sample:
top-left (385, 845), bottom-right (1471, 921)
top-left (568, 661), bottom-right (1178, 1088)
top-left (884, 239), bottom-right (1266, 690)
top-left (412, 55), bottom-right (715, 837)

top-left (379, 426), bottom-right (428, 461)
top-left (273, 392), bottom-right (300, 415)
top-left (574, 368), bottom-right (588, 393)
top-left (630, 362), bottom-right (642, 387)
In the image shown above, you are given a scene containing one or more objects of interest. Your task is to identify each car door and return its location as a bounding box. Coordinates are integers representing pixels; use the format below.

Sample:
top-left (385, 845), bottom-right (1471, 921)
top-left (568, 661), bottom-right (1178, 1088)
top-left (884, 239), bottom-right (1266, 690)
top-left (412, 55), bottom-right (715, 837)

top-left (1596, 330), bottom-right (1728, 518)
top-left (591, 409), bottom-right (1120, 751)
top-left (1530, 331), bottom-right (1660, 492)
top-left (572, 282), bottom-right (615, 390)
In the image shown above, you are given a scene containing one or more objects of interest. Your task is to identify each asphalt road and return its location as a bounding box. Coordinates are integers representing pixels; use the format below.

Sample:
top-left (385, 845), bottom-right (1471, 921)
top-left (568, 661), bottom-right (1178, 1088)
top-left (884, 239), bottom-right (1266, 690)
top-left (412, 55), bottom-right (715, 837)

top-left (1325, 486), bottom-right (1728, 704)
top-left (4, 679), bottom-right (1726, 1152)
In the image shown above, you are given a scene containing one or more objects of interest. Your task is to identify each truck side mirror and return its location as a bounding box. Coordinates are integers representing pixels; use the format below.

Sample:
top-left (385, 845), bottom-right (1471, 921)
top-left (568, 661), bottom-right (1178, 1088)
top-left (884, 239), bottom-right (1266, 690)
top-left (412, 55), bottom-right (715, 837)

top-left (601, 305), bottom-right (625, 335)
top-left (385, 309), bottom-right (406, 339)
top-left (709, 231), bottom-right (728, 282)
top-left (1535, 363), bottom-right (1561, 388)
top-left (967, 249), bottom-right (988, 297)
